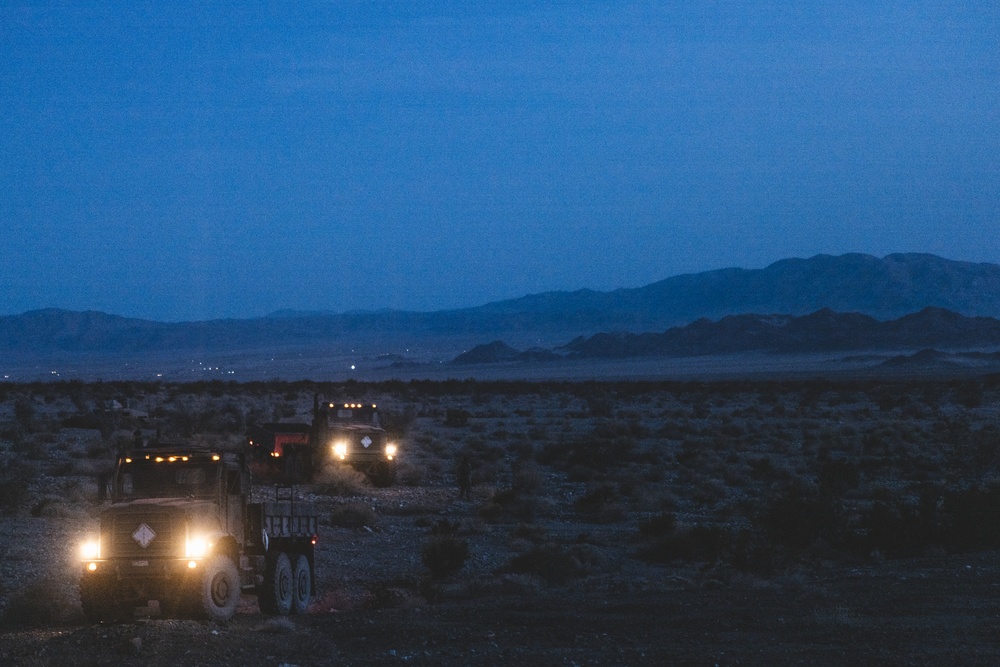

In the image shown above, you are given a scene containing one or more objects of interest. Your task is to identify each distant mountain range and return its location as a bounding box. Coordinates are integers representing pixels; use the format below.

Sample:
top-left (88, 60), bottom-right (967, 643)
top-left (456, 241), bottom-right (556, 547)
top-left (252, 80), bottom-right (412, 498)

top-left (454, 307), bottom-right (1000, 363)
top-left (562, 307), bottom-right (1000, 358)
top-left (4, 253), bottom-right (1000, 356)
top-left (274, 253), bottom-right (1000, 330)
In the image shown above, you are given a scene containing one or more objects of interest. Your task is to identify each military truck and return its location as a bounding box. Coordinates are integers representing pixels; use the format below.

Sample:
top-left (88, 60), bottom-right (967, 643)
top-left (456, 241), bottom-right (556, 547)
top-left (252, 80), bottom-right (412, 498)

top-left (247, 396), bottom-right (398, 486)
top-left (78, 445), bottom-right (318, 622)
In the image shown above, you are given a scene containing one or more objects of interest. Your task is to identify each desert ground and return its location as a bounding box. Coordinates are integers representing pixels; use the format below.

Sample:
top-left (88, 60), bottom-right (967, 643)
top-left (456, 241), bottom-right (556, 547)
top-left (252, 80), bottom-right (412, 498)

top-left (1, 376), bottom-right (1000, 665)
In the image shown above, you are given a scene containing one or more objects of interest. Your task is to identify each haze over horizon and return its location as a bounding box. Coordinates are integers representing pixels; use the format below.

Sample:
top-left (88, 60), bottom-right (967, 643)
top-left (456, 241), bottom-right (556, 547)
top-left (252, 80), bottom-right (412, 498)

top-left (4, 2), bottom-right (998, 322)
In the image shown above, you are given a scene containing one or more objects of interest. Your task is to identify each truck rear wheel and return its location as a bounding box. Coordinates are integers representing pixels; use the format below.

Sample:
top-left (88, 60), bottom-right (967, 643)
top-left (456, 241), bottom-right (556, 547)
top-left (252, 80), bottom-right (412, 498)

top-left (197, 555), bottom-right (241, 622)
top-left (259, 551), bottom-right (293, 615)
top-left (291, 553), bottom-right (311, 614)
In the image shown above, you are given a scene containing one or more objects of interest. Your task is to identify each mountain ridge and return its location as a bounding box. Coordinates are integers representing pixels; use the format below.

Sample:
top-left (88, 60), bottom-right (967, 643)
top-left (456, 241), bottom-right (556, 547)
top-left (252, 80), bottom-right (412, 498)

top-left (5, 253), bottom-right (1000, 355)
top-left (556, 307), bottom-right (1000, 359)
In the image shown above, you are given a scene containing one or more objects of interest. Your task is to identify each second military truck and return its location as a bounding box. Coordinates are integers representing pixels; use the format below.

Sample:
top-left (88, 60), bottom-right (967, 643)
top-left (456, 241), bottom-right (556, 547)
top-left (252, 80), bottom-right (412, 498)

top-left (248, 395), bottom-right (398, 486)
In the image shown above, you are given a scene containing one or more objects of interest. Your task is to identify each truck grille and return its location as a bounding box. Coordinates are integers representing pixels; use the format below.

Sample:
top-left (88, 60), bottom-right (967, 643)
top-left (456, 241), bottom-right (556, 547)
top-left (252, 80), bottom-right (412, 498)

top-left (344, 432), bottom-right (386, 458)
top-left (106, 512), bottom-right (179, 558)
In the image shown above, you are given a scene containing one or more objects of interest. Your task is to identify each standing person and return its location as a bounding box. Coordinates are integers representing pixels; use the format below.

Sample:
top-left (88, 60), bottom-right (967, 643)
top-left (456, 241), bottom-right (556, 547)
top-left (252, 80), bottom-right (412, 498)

top-left (457, 455), bottom-right (473, 500)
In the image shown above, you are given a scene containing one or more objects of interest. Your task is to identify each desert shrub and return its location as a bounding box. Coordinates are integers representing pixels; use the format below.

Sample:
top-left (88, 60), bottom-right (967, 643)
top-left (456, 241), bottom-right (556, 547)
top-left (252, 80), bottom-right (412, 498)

top-left (3, 576), bottom-right (80, 626)
top-left (939, 484), bottom-right (1000, 551)
top-left (638, 511), bottom-right (677, 539)
top-left (566, 464), bottom-right (599, 483)
top-left (328, 503), bottom-right (378, 529)
top-left (637, 524), bottom-right (730, 564)
top-left (512, 460), bottom-right (544, 494)
top-left (422, 537), bottom-right (469, 579)
top-left (727, 530), bottom-right (785, 574)
top-left (585, 395), bottom-right (614, 418)
top-left (757, 484), bottom-right (846, 550)
top-left (396, 462), bottom-right (427, 487)
top-left (504, 544), bottom-right (603, 584)
top-left (507, 439), bottom-right (536, 460)
top-left (444, 408), bottom-right (470, 427)
top-left (525, 426), bottom-right (547, 441)
top-left (954, 382), bottom-right (984, 408)
top-left (574, 483), bottom-right (626, 523)
top-left (61, 413), bottom-right (103, 430)
top-left (817, 457), bottom-right (861, 497)
top-left (858, 496), bottom-right (931, 558)
top-left (0, 456), bottom-right (34, 514)
top-left (674, 438), bottom-right (703, 466)
top-left (13, 397), bottom-right (35, 434)
top-left (381, 406), bottom-right (416, 440)
top-left (463, 438), bottom-right (506, 464)
top-left (272, 402), bottom-right (297, 420)
top-left (205, 400), bottom-right (248, 433)
top-left (428, 518), bottom-right (461, 536)
top-left (511, 523), bottom-right (548, 543)
top-left (539, 435), bottom-right (646, 474)
top-left (11, 433), bottom-right (47, 460)
top-left (315, 464), bottom-right (369, 496)
top-left (479, 487), bottom-right (543, 524)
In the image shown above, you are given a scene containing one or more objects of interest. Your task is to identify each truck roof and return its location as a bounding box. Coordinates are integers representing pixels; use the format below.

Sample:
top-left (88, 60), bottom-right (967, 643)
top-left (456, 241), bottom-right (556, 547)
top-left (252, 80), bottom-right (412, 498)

top-left (252, 423), bottom-right (312, 435)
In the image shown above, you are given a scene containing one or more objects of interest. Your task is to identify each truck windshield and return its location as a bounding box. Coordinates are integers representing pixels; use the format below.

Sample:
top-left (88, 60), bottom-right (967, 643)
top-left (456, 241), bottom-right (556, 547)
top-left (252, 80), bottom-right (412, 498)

top-left (333, 408), bottom-right (380, 426)
top-left (116, 462), bottom-right (219, 500)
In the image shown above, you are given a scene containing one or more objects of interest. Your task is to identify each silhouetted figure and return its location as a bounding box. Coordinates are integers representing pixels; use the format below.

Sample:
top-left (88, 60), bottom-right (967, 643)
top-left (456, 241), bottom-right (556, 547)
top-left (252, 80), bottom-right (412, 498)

top-left (457, 455), bottom-right (473, 500)
top-left (133, 429), bottom-right (145, 449)
top-left (96, 468), bottom-right (112, 503)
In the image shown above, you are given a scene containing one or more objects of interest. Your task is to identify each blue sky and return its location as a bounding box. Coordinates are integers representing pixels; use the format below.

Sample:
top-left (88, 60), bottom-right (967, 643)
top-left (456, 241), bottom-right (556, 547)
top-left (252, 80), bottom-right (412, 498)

top-left (2, 1), bottom-right (998, 321)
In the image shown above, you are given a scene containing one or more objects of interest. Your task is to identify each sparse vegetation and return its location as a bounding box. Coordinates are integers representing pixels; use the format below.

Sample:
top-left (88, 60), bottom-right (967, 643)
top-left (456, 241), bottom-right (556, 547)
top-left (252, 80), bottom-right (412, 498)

top-left (421, 537), bottom-right (469, 579)
top-left (2, 376), bottom-right (1000, 661)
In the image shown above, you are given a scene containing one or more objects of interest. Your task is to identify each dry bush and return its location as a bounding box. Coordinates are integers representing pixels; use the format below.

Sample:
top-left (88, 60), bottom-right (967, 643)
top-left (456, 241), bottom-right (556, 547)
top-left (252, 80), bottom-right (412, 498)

top-left (0, 456), bottom-right (34, 515)
top-left (512, 460), bottom-right (545, 494)
top-left (396, 461), bottom-right (427, 487)
top-left (421, 537), bottom-right (469, 579)
top-left (758, 484), bottom-right (846, 551)
top-left (574, 483), bottom-right (626, 524)
top-left (443, 408), bottom-right (470, 427)
top-left (479, 487), bottom-right (544, 524)
top-left (451, 573), bottom-right (542, 599)
top-left (638, 511), bottom-right (677, 539)
top-left (30, 495), bottom-right (89, 519)
top-left (2, 574), bottom-right (81, 626)
top-left (314, 464), bottom-right (369, 496)
top-left (382, 496), bottom-right (450, 517)
top-left (328, 502), bottom-right (378, 529)
top-left (636, 523), bottom-right (730, 564)
top-left (502, 543), bottom-right (606, 585)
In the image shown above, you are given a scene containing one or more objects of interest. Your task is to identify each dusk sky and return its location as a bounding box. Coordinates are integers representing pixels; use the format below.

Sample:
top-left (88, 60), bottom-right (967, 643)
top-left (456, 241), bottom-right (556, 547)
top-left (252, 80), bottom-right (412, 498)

top-left (2, 1), bottom-right (998, 322)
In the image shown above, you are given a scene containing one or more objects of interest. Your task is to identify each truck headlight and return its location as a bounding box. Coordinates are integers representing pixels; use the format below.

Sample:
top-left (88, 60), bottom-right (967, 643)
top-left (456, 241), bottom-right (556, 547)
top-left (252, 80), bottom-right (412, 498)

top-left (185, 536), bottom-right (211, 558)
top-left (385, 443), bottom-right (397, 460)
top-left (81, 539), bottom-right (100, 560)
top-left (333, 442), bottom-right (347, 460)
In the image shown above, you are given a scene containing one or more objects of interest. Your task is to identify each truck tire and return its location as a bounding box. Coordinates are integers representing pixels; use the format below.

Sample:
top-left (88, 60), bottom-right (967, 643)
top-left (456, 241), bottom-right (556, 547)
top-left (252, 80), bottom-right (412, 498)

top-left (79, 575), bottom-right (130, 623)
top-left (291, 553), bottom-right (311, 614)
top-left (197, 555), bottom-right (241, 622)
top-left (259, 551), bottom-right (293, 615)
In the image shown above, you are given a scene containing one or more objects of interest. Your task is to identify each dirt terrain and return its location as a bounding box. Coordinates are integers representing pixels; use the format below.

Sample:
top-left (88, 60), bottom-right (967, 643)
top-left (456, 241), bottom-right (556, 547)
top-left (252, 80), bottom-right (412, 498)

top-left (2, 377), bottom-right (1000, 665)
